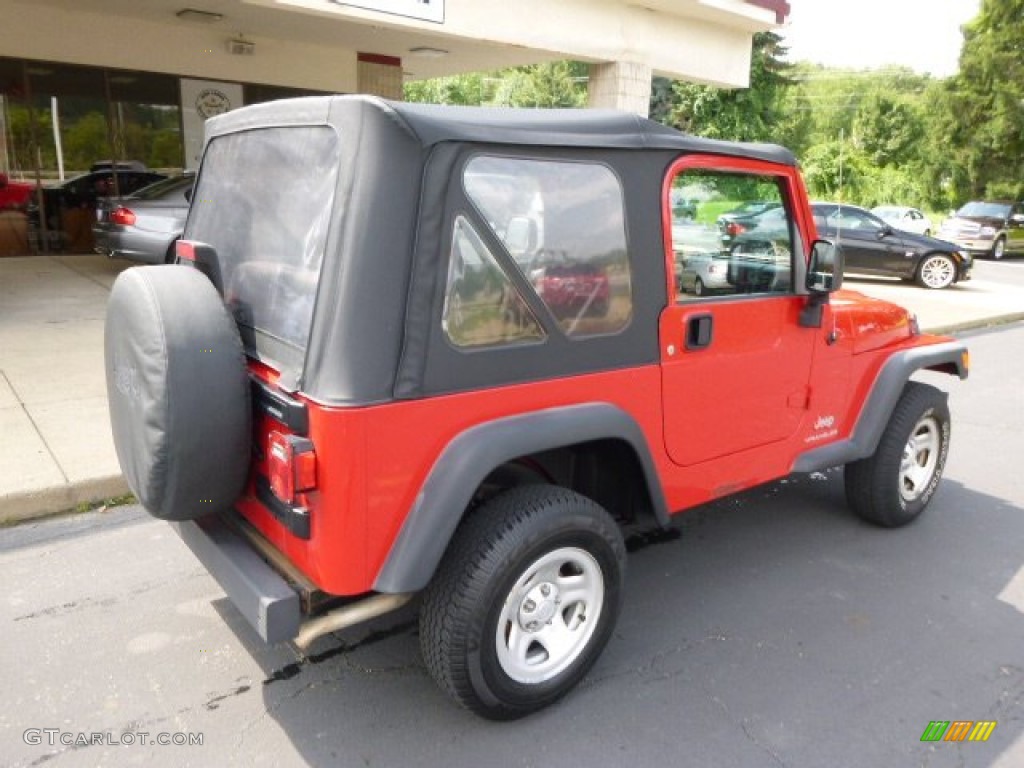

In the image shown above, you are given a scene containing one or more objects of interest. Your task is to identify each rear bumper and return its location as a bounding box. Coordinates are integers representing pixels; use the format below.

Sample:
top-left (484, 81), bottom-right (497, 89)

top-left (171, 516), bottom-right (300, 644)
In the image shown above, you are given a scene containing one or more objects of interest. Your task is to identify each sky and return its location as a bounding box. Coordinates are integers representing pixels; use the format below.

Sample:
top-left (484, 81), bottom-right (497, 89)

top-left (779, 0), bottom-right (981, 77)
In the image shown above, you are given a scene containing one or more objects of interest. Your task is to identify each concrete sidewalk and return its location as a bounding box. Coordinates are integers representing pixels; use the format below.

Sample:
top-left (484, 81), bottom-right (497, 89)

top-left (1, 254), bottom-right (1022, 525)
top-left (0, 255), bottom-right (133, 523)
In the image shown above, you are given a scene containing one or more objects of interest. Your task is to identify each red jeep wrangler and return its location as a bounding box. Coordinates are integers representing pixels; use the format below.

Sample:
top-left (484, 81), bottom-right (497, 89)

top-left (105, 96), bottom-right (968, 720)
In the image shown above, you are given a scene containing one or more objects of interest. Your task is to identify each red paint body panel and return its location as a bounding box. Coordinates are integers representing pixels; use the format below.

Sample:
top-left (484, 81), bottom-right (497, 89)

top-left (232, 152), bottom-right (954, 599)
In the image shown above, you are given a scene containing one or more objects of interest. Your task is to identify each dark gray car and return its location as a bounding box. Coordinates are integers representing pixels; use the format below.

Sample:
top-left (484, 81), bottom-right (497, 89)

top-left (93, 173), bottom-right (194, 264)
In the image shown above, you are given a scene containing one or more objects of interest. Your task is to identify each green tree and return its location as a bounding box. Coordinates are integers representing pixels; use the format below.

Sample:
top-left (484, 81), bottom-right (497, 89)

top-left (946, 0), bottom-right (1024, 199)
top-left (666, 32), bottom-right (794, 142)
top-left (801, 139), bottom-right (868, 201)
top-left (404, 61), bottom-right (587, 108)
top-left (851, 91), bottom-right (924, 168)
top-left (404, 71), bottom-right (493, 105)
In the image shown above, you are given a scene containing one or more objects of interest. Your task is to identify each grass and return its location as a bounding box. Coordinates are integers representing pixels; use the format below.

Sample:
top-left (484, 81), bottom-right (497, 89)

top-left (73, 493), bottom-right (137, 515)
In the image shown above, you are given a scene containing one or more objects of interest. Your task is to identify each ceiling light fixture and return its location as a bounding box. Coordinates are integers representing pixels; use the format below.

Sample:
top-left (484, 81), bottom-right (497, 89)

top-left (176, 8), bottom-right (224, 23)
top-left (408, 46), bottom-right (449, 58)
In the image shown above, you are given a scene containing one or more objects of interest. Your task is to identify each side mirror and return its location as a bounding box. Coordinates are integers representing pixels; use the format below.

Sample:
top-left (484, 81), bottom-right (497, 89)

top-left (877, 225), bottom-right (893, 239)
top-left (1011, 213), bottom-right (1024, 224)
top-left (806, 239), bottom-right (843, 294)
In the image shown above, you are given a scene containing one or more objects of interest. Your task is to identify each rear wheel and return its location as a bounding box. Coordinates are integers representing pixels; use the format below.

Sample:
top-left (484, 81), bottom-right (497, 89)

top-left (420, 485), bottom-right (625, 720)
top-left (845, 382), bottom-right (950, 527)
top-left (694, 277), bottom-right (705, 296)
top-left (916, 254), bottom-right (956, 289)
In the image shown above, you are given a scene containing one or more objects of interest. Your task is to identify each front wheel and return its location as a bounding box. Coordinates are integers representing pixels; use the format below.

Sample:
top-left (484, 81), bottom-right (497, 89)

top-left (694, 277), bottom-right (705, 296)
top-left (916, 254), bottom-right (956, 289)
top-left (844, 382), bottom-right (950, 527)
top-left (419, 485), bottom-right (626, 720)
top-left (991, 237), bottom-right (1005, 260)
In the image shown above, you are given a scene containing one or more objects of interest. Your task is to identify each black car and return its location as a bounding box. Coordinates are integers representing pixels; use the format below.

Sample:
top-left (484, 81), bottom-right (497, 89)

top-left (31, 169), bottom-right (167, 226)
top-left (812, 203), bottom-right (972, 289)
top-left (717, 200), bottom-right (782, 243)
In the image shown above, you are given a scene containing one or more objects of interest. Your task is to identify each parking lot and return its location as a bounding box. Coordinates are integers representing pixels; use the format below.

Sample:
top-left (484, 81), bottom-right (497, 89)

top-left (1, 318), bottom-right (1022, 767)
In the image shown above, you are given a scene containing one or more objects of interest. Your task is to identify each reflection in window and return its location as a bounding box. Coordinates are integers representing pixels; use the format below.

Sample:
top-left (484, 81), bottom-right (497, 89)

top-left (443, 216), bottom-right (545, 348)
top-left (464, 156), bottom-right (631, 338)
top-left (669, 169), bottom-right (793, 300)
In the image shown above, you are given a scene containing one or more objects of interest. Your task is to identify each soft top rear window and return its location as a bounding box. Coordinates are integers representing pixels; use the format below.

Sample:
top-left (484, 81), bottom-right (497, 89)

top-left (185, 126), bottom-right (339, 377)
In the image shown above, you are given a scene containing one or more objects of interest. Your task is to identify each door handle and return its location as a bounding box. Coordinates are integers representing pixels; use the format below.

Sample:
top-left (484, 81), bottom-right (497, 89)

top-left (685, 313), bottom-right (713, 350)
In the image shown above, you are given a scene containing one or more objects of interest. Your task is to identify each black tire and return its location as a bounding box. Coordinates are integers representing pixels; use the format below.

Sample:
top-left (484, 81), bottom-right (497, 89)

top-left (105, 265), bottom-right (251, 521)
top-left (420, 485), bottom-right (626, 720)
top-left (844, 382), bottom-right (950, 527)
top-left (915, 254), bottom-right (956, 289)
top-left (991, 237), bottom-right (1005, 260)
top-left (694, 277), bottom-right (705, 296)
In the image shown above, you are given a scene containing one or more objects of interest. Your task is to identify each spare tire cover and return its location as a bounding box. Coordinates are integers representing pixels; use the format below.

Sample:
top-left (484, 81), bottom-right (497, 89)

top-left (105, 265), bottom-right (251, 520)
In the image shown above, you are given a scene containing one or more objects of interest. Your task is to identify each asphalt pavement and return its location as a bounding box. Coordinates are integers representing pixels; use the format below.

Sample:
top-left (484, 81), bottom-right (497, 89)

top-left (2, 254), bottom-right (1024, 523)
top-left (1, 322), bottom-right (1021, 767)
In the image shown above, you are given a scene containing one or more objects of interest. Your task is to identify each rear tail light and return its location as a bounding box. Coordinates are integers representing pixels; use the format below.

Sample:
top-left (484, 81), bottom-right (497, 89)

top-left (726, 222), bottom-right (746, 237)
top-left (175, 240), bottom-right (196, 262)
top-left (267, 431), bottom-right (317, 505)
top-left (110, 207), bottom-right (136, 226)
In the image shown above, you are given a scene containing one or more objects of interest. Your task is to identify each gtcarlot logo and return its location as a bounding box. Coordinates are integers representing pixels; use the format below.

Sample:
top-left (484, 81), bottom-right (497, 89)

top-left (23, 729), bottom-right (204, 747)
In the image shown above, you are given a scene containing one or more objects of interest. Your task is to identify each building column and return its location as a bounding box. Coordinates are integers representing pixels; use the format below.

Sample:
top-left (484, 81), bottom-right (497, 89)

top-left (587, 61), bottom-right (653, 117)
top-left (357, 53), bottom-right (403, 100)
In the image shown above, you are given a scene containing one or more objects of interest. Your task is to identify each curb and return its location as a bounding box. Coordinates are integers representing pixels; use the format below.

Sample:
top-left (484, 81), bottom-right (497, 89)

top-left (924, 312), bottom-right (1024, 337)
top-left (0, 475), bottom-right (130, 526)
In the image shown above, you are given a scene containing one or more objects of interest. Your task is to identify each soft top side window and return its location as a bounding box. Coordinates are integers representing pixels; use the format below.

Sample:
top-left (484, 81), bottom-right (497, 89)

top-left (668, 168), bottom-right (795, 301)
top-left (463, 155), bottom-right (632, 338)
top-left (442, 215), bottom-right (545, 349)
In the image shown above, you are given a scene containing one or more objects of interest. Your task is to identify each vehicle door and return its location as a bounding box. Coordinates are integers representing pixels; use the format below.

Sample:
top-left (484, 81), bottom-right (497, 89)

top-left (1009, 202), bottom-right (1024, 254)
top-left (828, 208), bottom-right (909, 277)
top-left (660, 156), bottom-right (816, 467)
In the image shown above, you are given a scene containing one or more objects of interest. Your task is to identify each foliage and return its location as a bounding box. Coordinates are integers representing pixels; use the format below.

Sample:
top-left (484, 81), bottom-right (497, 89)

top-left (3, 102), bottom-right (181, 176)
top-left (667, 32), bottom-right (793, 143)
top-left (400, 2), bottom-right (1019, 211)
top-left (405, 61), bottom-right (587, 108)
top-left (944, 0), bottom-right (1024, 199)
top-left (851, 91), bottom-right (924, 168)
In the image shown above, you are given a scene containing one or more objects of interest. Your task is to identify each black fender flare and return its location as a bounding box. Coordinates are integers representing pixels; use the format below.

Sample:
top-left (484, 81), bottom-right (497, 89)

top-left (372, 402), bottom-right (669, 593)
top-left (792, 340), bottom-right (968, 474)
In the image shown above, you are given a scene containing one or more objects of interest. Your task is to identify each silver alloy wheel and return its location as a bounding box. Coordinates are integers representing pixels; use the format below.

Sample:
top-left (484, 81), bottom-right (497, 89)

top-left (495, 547), bottom-right (604, 684)
top-left (899, 414), bottom-right (941, 503)
top-left (992, 238), bottom-right (1005, 260)
top-left (919, 255), bottom-right (955, 289)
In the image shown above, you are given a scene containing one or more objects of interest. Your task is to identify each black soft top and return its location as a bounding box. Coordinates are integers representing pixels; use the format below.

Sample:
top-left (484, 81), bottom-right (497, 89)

top-left (198, 95), bottom-right (799, 404)
top-left (204, 94), bottom-right (797, 166)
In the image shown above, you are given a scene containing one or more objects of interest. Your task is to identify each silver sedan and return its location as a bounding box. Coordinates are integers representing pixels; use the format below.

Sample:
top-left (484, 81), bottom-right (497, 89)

top-left (93, 173), bottom-right (193, 264)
